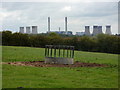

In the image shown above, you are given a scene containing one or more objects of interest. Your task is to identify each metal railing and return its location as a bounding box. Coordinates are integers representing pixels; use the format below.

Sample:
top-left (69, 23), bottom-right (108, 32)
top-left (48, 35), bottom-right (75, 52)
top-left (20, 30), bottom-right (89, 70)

top-left (45, 45), bottom-right (74, 58)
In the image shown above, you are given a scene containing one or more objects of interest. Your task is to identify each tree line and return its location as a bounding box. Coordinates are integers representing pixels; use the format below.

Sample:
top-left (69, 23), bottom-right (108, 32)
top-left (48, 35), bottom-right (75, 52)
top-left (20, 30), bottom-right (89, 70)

top-left (1, 31), bottom-right (120, 54)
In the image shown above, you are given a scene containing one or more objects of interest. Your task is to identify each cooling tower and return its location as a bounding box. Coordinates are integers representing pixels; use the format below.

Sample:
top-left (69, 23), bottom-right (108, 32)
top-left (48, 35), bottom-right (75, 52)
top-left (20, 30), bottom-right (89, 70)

top-left (32, 26), bottom-right (38, 34)
top-left (65, 17), bottom-right (67, 34)
top-left (85, 26), bottom-right (90, 36)
top-left (92, 25), bottom-right (98, 36)
top-left (26, 27), bottom-right (31, 34)
top-left (19, 27), bottom-right (24, 33)
top-left (105, 25), bottom-right (112, 35)
top-left (48, 17), bottom-right (50, 33)
top-left (98, 26), bottom-right (103, 34)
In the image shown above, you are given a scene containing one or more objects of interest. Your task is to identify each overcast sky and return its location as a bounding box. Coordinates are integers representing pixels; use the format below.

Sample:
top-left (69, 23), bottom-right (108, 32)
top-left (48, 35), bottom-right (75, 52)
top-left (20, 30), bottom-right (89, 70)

top-left (0, 0), bottom-right (119, 34)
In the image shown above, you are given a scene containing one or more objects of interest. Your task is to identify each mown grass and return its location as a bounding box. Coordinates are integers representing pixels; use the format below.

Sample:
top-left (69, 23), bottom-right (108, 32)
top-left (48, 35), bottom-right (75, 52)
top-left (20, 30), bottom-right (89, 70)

top-left (2, 46), bottom-right (118, 88)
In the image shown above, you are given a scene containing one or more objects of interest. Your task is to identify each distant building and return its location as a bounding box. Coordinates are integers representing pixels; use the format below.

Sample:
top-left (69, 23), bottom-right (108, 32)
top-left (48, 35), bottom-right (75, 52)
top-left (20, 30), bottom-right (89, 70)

top-left (76, 32), bottom-right (85, 36)
top-left (26, 27), bottom-right (31, 34)
top-left (85, 26), bottom-right (90, 36)
top-left (47, 31), bottom-right (72, 35)
top-left (92, 25), bottom-right (98, 36)
top-left (32, 26), bottom-right (38, 34)
top-left (92, 25), bottom-right (103, 35)
top-left (19, 27), bottom-right (24, 33)
top-left (98, 26), bottom-right (103, 34)
top-left (67, 31), bottom-right (72, 35)
top-left (105, 25), bottom-right (112, 35)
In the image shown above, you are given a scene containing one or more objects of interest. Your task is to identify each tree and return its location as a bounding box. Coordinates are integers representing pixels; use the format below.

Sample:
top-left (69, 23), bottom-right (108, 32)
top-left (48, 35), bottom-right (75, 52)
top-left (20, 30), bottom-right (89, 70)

top-left (2, 31), bottom-right (12, 46)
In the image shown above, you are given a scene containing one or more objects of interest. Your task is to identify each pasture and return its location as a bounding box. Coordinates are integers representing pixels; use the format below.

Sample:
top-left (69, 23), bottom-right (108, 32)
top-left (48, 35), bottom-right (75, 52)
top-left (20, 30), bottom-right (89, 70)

top-left (2, 46), bottom-right (118, 88)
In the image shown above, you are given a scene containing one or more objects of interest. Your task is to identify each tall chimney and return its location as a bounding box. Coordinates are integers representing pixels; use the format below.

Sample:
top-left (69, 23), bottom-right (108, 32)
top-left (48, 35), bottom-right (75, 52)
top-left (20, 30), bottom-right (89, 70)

top-left (48, 17), bottom-right (50, 33)
top-left (59, 27), bottom-right (60, 32)
top-left (65, 17), bottom-right (67, 34)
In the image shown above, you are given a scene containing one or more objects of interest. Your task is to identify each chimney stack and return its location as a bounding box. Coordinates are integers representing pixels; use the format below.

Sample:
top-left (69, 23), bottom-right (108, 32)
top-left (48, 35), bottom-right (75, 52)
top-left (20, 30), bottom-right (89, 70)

top-left (48, 17), bottom-right (50, 33)
top-left (65, 17), bottom-right (67, 34)
top-left (59, 27), bottom-right (60, 32)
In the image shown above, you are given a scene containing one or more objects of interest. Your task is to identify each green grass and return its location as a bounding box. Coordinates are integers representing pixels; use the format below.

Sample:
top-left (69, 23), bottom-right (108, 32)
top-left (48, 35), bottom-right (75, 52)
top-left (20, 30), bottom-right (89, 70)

top-left (2, 46), bottom-right (118, 88)
top-left (2, 46), bottom-right (118, 65)
top-left (2, 46), bottom-right (45, 62)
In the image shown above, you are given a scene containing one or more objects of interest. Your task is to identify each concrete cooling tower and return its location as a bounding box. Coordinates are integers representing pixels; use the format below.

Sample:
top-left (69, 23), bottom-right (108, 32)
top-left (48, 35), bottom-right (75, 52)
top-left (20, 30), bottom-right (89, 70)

top-left (32, 26), bottom-right (38, 34)
top-left (19, 27), bottom-right (24, 33)
top-left (98, 26), bottom-right (103, 34)
top-left (105, 25), bottom-right (112, 35)
top-left (92, 25), bottom-right (98, 35)
top-left (26, 27), bottom-right (31, 34)
top-left (85, 26), bottom-right (90, 36)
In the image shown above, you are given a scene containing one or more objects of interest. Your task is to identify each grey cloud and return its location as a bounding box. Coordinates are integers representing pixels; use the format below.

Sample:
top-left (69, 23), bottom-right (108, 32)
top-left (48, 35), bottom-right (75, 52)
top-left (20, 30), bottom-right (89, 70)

top-left (67, 2), bottom-right (118, 17)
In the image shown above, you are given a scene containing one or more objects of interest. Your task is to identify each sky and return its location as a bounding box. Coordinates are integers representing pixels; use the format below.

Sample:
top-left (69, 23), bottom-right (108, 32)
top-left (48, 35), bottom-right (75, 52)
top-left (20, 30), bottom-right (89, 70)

top-left (0, 0), bottom-right (119, 34)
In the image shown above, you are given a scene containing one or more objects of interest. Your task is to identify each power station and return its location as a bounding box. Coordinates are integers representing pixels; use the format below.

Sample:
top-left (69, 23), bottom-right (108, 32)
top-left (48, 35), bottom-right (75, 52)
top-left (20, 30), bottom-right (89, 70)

top-left (46, 17), bottom-right (72, 35)
top-left (19, 17), bottom-right (112, 36)
top-left (19, 26), bottom-right (38, 34)
top-left (77, 25), bottom-right (111, 36)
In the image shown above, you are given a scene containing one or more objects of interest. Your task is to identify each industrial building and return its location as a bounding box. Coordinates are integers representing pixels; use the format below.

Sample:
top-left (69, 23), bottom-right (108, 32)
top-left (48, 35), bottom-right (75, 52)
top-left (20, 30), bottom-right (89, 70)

top-left (47, 17), bottom-right (73, 35)
top-left (19, 27), bottom-right (24, 33)
top-left (92, 25), bottom-right (112, 36)
top-left (19, 26), bottom-right (38, 34)
top-left (18, 17), bottom-right (112, 36)
top-left (82, 25), bottom-right (112, 36)
top-left (92, 25), bottom-right (104, 36)
top-left (48, 31), bottom-right (72, 35)
top-left (76, 32), bottom-right (85, 36)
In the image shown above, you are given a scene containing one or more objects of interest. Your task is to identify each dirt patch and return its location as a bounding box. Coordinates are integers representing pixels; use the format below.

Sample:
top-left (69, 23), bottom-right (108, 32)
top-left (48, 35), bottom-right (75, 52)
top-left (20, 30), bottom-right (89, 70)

top-left (3, 61), bottom-right (107, 67)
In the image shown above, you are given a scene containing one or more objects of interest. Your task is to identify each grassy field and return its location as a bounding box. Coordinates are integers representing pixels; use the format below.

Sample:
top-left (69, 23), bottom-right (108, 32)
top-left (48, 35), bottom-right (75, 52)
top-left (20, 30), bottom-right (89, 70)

top-left (2, 46), bottom-right (118, 88)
